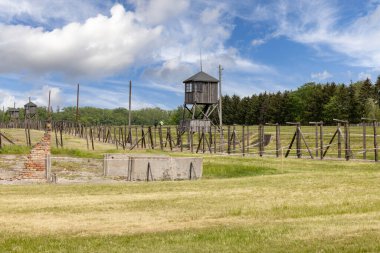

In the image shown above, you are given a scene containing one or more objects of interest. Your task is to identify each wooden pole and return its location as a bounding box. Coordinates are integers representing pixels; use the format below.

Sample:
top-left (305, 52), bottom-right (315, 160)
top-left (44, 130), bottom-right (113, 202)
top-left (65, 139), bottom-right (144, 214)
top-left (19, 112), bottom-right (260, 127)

top-left (90, 127), bottom-right (94, 150)
top-left (76, 83), bottom-right (79, 123)
top-left (85, 127), bottom-right (89, 150)
top-left (168, 127), bottom-right (173, 151)
top-left (54, 125), bottom-right (59, 148)
top-left (363, 122), bottom-right (367, 160)
top-left (128, 80), bottom-right (132, 130)
top-left (320, 123), bottom-right (324, 160)
top-left (242, 125), bottom-right (245, 156)
top-left (213, 126), bottom-right (217, 153)
top-left (154, 125), bottom-right (157, 148)
top-left (135, 127), bottom-right (138, 147)
top-left (276, 124), bottom-right (280, 158)
top-left (247, 125), bottom-right (250, 155)
top-left (180, 129), bottom-right (183, 152)
top-left (344, 123), bottom-right (350, 161)
top-left (148, 127), bottom-right (154, 149)
top-left (218, 65), bottom-right (224, 153)
top-left (315, 124), bottom-right (319, 157)
top-left (374, 121), bottom-right (378, 162)
top-left (227, 125), bottom-right (231, 154)
top-left (337, 123), bottom-right (341, 158)
top-left (232, 125), bottom-right (236, 152)
top-left (202, 127), bottom-right (205, 153)
top-left (258, 125), bottom-right (262, 157)
top-left (260, 124), bottom-right (265, 157)
top-left (159, 126), bottom-right (163, 150)
top-left (190, 127), bottom-right (194, 153)
top-left (296, 124), bottom-right (301, 158)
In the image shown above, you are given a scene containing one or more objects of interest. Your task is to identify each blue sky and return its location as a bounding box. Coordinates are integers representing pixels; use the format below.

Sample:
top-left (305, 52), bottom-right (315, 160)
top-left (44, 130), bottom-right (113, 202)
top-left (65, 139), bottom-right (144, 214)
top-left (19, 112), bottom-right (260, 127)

top-left (0, 0), bottom-right (380, 110)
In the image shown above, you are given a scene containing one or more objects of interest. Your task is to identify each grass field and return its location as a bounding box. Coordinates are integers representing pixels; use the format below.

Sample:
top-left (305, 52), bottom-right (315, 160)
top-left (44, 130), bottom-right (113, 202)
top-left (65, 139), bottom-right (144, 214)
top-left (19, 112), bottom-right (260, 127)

top-left (1, 157), bottom-right (380, 252)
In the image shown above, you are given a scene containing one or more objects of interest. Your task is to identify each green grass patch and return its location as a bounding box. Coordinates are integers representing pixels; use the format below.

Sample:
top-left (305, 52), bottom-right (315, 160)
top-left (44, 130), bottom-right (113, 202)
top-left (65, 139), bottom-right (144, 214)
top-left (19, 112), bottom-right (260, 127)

top-left (0, 145), bottom-right (30, 154)
top-left (203, 157), bottom-right (278, 178)
top-left (1, 225), bottom-right (379, 253)
top-left (51, 148), bottom-right (103, 159)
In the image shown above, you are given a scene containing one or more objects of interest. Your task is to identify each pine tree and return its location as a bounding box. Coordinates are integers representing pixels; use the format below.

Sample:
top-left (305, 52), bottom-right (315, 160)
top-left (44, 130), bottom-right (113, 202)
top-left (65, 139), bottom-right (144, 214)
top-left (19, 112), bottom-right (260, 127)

top-left (375, 76), bottom-right (380, 105)
top-left (358, 78), bottom-right (375, 116)
top-left (348, 84), bottom-right (361, 123)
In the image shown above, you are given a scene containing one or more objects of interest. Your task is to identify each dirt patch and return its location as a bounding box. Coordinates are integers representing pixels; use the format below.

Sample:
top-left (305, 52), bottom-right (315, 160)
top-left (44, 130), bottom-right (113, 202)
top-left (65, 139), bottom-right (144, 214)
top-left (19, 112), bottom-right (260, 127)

top-left (0, 155), bottom-right (129, 184)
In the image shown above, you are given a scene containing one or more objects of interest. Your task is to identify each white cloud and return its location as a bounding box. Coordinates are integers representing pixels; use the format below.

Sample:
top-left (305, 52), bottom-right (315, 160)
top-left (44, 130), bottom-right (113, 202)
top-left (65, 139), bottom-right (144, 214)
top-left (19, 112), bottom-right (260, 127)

top-left (200, 5), bottom-right (224, 24)
top-left (311, 70), bottom-right (333, 81)
top-left (0, 85), bottom-right (62, 110)
top-left (358, 72), bottom-right (372, 80)
top-left (0, 4), bottom-right (162, 77)
top-left (0, 89), bottom-right (18, 109)
top-left (0, 1), bottom-right (278, 109)
top-left (251, 39), bottom-right (266, 46)
top-left (129, 0), bottom-right (189, 25)
top-left (33, 85), bottom-right (62, 108)
top-left (0, 0), bottom-right (111, 25)
top-left (270, 0), bottom-right (380, 70)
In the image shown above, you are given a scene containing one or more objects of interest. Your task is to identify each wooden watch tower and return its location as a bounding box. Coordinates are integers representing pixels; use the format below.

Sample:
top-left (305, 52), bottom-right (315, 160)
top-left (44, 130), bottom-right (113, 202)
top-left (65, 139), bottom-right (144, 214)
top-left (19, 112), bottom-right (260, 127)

top-left (181, 69), bottom-right (222, 132)
top-left (24, 98), bottom-right (38, 121)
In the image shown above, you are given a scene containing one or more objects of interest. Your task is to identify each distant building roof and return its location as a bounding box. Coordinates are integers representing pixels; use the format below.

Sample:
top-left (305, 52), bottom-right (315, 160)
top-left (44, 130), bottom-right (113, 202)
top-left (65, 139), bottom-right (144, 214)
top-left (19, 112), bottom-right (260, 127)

top-left (24, 101), bottom-right (37, 107)
top-left (183, 71), bottom-right (219, 83)
top-left (7, 108), bottom-right (19, 112)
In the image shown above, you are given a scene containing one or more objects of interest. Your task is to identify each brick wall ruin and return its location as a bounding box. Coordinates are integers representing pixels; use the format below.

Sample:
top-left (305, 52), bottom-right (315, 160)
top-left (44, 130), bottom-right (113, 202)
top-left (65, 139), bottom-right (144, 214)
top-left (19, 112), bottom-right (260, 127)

top-left (21, 126), bottom-right (51, 179)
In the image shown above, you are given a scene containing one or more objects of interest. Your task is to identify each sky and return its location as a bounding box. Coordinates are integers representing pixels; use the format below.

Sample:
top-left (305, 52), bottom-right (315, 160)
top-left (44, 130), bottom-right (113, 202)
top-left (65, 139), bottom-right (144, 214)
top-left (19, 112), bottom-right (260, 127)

top-left (1, 0), bottom-right (380, 111)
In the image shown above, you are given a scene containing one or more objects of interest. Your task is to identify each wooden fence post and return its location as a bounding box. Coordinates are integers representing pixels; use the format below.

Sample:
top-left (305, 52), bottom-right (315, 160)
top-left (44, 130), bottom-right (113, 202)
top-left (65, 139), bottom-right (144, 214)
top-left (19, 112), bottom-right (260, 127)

top-left (296, 124), bottom-right (301, 158)
top-left (213, 126), bottom-right (217, 153)
top-left (247, 125), bottom-right (250, 155)
top-left (190, 127), bottom-right (194, 153)
top-left (242, 125), bottom-right (245, 156)
top-left (374, 121), bottom-right (378, 162)
top-left (320, 123), bottom-right (324, 160)
top-left (276, 124), bottom-right (280, 158)
top-left (227, 126), bottom-right (231, 154)
top-left (337, 123), bottom-right (342, 158)
top-left (363, 122), bottom-right (367, 159)
top-left (158, 126), bottom-right (163, 150)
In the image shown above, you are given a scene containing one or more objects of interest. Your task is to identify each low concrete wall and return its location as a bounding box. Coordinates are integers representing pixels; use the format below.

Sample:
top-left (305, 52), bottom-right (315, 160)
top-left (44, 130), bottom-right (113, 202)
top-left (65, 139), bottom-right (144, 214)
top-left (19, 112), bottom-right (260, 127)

top-left (104, 154), bottom-right (202, 181)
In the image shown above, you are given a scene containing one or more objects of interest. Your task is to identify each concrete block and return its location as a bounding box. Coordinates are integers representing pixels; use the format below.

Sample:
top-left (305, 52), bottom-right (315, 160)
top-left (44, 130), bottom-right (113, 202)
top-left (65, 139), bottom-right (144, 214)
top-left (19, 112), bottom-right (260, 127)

top-left (104, 154), bottom-right (203, 181)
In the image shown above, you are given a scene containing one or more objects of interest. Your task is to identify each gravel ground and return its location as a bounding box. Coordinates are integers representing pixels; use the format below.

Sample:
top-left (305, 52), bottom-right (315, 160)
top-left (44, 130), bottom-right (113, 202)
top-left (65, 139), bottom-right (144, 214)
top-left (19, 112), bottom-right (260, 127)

top-left (0, 155), bottom-right (127, 185)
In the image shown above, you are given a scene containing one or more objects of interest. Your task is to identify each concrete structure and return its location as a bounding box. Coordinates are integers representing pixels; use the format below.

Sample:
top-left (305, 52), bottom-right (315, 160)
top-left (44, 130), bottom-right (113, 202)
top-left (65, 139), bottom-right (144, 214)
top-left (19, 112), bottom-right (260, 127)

top-left (104, 154), bottom-right (202, 181)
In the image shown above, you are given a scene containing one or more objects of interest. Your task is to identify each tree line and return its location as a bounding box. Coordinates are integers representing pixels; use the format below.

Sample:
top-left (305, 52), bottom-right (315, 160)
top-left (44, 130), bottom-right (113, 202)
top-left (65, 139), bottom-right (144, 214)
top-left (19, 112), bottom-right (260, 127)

top-left (221, 77), bottom-right (380, 125)
top-left (0, 107), bottom-right (179, 126)
top-left (1, 77), bottom-right (379, 126)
